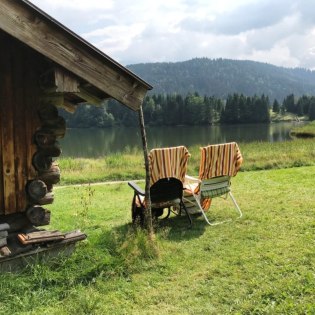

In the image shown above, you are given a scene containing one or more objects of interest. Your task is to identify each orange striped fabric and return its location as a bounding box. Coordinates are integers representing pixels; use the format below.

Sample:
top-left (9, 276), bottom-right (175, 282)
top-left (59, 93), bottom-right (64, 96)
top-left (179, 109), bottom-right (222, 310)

top-left (199, 142), bottom-right (243, 180)
top-left (184, 142), bottom-right (243, 212)
top-left (149, 146), bottom-right (190, 186)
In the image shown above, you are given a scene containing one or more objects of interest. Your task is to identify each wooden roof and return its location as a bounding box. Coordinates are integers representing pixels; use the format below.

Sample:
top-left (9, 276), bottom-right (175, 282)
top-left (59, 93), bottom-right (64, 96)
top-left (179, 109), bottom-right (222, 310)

top-left (0, 0), bottom-right (152, 111)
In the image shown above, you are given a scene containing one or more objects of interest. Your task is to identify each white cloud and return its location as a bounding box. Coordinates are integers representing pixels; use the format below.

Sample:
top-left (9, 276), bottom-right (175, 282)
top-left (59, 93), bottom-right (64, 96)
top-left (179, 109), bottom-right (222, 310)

top-left (244, 45), bottom-right (300, 68)
top-left (28, 0), bottom-right (315, 70)
top-left (84, 23), bottom-right (146, 54)
top-left (30, 0), bottom-right (113, 10)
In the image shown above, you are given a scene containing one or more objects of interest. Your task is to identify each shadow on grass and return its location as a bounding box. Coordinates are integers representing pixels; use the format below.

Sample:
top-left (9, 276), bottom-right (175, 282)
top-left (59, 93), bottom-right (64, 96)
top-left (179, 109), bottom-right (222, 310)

top-left (155, 213), bottom-right (207, 241)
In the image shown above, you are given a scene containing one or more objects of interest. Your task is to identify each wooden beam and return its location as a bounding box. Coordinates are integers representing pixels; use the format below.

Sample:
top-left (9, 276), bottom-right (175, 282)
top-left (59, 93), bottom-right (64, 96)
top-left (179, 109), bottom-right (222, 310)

top-left (62, 100), bottom-right (77, 113)
top-left (0, 0), bottom-right (151, 110)
top-left (40, 66), bottom-right (80, 93)
top-left (54, 67), bottom-right (80, 93)
top-left (74, 87), bottom-right (103, 106)
top-left (40, 89), bottom-right (102, 109)
top-left (40, 93), bottom-right (65, 108)
top-left (40, 67), bottom-right (105, 107)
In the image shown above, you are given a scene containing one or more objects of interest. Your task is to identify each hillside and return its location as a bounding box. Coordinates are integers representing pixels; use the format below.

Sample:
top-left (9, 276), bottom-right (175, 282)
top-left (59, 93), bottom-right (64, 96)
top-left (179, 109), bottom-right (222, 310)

top-left (127, 58), bottom-right (315, 101)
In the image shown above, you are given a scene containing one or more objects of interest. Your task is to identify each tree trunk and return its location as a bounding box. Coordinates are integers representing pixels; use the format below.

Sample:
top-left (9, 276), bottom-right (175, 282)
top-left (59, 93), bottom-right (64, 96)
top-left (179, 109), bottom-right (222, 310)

top-left (138, 106), bottom-right (153, 235)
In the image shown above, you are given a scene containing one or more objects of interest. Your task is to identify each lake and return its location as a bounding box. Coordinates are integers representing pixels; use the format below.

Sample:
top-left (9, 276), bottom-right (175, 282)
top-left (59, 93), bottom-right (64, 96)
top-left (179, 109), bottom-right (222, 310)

top-left (59, 122), bottom-right (303, 158)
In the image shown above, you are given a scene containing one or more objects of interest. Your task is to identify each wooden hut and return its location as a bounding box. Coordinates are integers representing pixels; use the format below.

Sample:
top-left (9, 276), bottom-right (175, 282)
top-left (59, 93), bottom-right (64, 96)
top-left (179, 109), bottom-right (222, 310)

top-left (0, 0), bottom-right (152, 266)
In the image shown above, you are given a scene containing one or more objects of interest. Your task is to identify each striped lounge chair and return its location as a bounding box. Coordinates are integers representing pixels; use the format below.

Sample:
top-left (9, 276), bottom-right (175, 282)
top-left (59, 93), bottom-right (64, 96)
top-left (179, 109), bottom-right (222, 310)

top-left (184, 142), bottom-right (243, 225)
top-left (128, 146), bottom-right (192, 226)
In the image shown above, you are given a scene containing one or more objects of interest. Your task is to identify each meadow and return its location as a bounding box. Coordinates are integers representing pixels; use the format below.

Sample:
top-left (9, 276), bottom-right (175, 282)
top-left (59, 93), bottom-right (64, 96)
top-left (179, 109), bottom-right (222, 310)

top-left (58, 138), bottom-right (315, 185)
top-left (0, 138), bottom-right (314, 314)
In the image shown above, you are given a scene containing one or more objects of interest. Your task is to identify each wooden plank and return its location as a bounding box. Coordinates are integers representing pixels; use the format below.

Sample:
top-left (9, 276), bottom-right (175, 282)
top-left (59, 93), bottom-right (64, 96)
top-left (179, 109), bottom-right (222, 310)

top-left (0, 39), bottom-right (16, 214)
top-left (24, 47), bottom-right (41, 183)
top-left (0, 39), bottom-right (4, 215)
top-left (0, 88), bottom-right (3, 214)
top-left (12, 40), bottom-right (28, 212)
top-left (54, 67), bottom-right (80, 93)
top-left (74, 87), bottom-right (103, 106)
top-left (0, 0), bottom-right (151, 110)
top-left (18, 229), bottom-right (63, 244)
top-left (61, 100), bottom-right (77, 113)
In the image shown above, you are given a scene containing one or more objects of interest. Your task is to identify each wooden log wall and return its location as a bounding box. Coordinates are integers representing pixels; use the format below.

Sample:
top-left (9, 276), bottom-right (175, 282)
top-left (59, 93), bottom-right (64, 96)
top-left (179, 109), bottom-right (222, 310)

top-left (26, 103), bottom-right (65, 225)
top-left (0, 34), bottom-right (65, 226)
top-left (0, 35), bottom-right (40, 216)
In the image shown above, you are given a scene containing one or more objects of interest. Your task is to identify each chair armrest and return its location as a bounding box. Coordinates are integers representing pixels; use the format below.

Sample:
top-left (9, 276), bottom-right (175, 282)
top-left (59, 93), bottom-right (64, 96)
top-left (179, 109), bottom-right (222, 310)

top-left (128, 181), bottom-right (145, 196)
top-left (185, 175), bottom-right (200, 182)
top-left (184, 175), bottom-right (201, 191)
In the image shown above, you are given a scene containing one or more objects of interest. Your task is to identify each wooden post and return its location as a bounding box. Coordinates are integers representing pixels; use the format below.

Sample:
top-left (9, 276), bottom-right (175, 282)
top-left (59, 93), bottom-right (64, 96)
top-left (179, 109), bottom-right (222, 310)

top-left (138, 106), bottom-right (153, 235)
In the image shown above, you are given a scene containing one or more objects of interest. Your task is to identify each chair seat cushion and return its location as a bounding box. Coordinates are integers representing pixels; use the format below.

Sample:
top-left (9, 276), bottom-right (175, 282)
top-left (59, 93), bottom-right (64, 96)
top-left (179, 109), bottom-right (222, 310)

top-left (201, 186), bottom-right (230, 198)
top-left (183, 183), bottom-right (212, 212)
top-left (135, 195), bottom-right (180, 209)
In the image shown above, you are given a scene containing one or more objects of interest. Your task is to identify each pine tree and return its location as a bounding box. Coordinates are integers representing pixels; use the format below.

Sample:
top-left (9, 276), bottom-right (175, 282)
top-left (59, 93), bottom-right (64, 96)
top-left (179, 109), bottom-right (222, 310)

top-left (272, 99), bottom-right (280, 113)
top-left (309, 97), bottom-right (315, 121)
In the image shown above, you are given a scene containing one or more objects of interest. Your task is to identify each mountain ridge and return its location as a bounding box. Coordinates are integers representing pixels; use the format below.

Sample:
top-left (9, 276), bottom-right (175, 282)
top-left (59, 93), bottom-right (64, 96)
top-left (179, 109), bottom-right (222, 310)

top-left (127, 58), bottom-right (315, 101)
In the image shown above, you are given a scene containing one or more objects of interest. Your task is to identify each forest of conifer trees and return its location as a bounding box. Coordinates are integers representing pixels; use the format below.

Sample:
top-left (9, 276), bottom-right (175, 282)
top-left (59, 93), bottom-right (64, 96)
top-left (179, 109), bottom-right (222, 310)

top-left (59, 93), bottom-right (315, 128)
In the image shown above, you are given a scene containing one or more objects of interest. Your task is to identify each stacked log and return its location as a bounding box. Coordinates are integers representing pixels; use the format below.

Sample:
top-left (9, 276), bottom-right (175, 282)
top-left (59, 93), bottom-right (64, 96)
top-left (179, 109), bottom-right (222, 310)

top-left (25, 103), bottom-right (65, 227)
top-left (0, 223), bottom-right (10, 248)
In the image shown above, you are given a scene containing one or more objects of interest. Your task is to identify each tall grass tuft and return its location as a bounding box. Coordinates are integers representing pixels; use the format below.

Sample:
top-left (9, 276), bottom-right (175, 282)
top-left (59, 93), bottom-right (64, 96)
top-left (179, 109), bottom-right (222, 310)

top-left (119, 228), bottom-right (160, 265)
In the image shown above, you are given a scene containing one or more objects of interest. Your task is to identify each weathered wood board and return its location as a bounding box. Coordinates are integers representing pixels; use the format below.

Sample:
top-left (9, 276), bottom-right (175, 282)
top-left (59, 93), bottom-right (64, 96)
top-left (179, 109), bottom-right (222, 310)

top-left (0, 35), bottom-right (39, 215)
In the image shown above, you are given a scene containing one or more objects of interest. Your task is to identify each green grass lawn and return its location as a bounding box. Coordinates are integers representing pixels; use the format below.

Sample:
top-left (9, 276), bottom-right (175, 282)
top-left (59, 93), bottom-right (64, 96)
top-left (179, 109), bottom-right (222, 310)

top-left (1, 166), bottom-right (314, 314)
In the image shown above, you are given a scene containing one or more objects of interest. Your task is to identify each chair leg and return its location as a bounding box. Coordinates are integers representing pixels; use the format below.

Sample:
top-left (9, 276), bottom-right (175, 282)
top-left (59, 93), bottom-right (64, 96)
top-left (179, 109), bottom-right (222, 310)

top-left (131, 194), bottom-right (137, 223)
top-left (228, 192), bottom-right (243, 218)
top-left (194, 197), bottom-right (220, 226)
top-left (193, 193), bottom-right (239, 226)
top-left (180, 200), bottom-right (192, 226)
top-left (131, 193), bottom-right (146, 226)
top-left (162, 207), bottom-right (171, 219)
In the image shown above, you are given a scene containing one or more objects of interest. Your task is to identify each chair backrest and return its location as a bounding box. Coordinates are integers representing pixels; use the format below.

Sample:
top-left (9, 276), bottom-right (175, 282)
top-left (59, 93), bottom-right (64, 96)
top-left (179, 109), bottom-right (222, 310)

top-left (149, 146), bottom-right (190, 186)
top-left (150, 177), bottom-right (183, 203)
top-left (198, 142), bottom-right (243, 200)
top-left (199, 142), bottom-right (243, 180)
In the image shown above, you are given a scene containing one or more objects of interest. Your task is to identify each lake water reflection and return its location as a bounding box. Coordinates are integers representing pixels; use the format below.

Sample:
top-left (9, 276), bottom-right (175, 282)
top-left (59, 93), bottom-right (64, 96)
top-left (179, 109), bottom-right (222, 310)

top-left (59, 122), bottom-right (303, 158)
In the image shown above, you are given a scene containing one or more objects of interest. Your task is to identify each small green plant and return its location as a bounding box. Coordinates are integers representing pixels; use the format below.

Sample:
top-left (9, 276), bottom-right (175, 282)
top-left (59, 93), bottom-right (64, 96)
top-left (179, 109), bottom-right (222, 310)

top-left (73, 184), bottom-right (95, 229)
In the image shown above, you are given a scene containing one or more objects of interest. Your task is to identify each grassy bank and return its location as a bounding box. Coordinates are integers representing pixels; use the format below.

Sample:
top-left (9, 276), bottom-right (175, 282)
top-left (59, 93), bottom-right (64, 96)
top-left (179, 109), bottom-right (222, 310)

top-left (291, 121), bottom-right (315, 138)
top-left (270, 111), bottom-right (308, 122)
top-left (58, 138), bottom-right (315, 184)
top-left (0, 166), bottom-right (314, 314)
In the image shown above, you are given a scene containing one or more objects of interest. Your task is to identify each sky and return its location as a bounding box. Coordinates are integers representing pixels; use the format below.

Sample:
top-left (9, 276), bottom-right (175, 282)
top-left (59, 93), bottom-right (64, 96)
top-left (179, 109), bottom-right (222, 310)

top-left (29, 0), bottom-right (315, 70)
